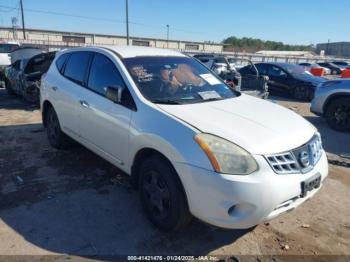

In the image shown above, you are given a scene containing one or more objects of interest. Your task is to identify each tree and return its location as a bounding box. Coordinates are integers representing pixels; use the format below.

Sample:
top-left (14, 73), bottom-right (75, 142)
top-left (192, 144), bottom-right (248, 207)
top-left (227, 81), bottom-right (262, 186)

top-left (222, 36), bottom-right (314, 52)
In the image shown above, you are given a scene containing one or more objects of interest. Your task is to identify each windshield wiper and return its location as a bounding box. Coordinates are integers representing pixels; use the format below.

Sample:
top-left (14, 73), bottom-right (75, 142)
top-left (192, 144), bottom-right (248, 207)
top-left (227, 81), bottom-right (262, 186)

top-left (151, 99), bottom-right (182, 105)
top-left (197, 97), bottom-right (224, 103)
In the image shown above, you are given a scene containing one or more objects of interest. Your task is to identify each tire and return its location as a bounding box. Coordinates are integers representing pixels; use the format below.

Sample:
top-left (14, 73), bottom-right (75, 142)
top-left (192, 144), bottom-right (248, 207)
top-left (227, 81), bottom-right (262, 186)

top-left (46, 107), bottom-right (72, 149)
top-left (4, 78), bottom-right (15, 95)
top-left (293, 86), bottom-right (309, 101)
top-left (325, 97), bottom-right (350, 132)
top-left (332, 70), bottom-right (338, 75)
top-left (139, 155), bottom-right (192, 231)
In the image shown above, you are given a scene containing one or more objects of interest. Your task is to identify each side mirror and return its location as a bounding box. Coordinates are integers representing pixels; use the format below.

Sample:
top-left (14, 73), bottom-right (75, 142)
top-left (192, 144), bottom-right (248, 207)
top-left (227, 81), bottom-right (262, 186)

top-left (106, 86), bottom-right (123, 103)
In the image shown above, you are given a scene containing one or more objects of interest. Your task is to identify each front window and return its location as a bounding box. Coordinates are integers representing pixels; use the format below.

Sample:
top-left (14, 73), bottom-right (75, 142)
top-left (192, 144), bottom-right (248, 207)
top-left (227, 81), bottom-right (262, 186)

top-left (123, 56), bottom-right (237, 104)
top-left (0, 44), bottom-right (19, 53)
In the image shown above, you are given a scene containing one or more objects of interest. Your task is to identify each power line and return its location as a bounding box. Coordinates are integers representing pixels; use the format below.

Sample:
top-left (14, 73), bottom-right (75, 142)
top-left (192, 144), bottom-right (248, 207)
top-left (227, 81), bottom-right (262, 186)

top-left (0, 4), bottom-right (203, 35)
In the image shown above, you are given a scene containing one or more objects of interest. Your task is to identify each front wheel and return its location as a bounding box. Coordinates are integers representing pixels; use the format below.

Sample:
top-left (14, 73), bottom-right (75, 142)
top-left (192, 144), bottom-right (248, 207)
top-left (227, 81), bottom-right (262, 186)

top-left (46, 107), bottom-right (72, 149)
top-left (139, 155), bottom-right (192, 231)
top-left (325, 98), bottom-right (350, 132)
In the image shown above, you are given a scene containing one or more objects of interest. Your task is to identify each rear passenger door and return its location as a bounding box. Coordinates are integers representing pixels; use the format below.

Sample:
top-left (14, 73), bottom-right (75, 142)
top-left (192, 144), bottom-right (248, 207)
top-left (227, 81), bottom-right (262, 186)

top-left (53, 51), bottom-right (92, 138)
top-left (78, 52), bottom-right (134, 170)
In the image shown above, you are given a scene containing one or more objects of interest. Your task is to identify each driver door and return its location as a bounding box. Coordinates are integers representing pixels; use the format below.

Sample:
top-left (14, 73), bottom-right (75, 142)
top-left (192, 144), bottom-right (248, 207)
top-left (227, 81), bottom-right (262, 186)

top-left (78, 52), bottom-right (134, 171)
top-left (267, 65), bottom-right (290, 92)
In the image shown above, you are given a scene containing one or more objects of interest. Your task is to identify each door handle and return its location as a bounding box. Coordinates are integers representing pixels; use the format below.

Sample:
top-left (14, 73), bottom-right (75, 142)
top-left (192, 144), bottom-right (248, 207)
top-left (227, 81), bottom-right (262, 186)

top-left (52, 86), bottom-right (58, 91)
top-left (80, 100), bottom-right (90, 108)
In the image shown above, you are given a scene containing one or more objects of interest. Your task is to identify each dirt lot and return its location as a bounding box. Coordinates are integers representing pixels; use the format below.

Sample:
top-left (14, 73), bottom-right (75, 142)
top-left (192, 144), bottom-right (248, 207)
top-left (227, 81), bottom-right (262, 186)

top-left (0, 88), bottom-right (349, 260)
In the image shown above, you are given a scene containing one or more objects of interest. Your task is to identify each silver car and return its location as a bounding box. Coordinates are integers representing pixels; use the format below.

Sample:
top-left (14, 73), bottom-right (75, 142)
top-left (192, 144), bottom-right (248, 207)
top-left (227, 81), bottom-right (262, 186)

top-left (311, 79), bottom-right (350, 132)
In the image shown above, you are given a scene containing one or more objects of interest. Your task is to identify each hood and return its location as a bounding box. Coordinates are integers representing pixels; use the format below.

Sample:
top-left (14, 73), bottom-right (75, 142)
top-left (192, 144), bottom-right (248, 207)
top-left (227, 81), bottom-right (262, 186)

top-left (294, 73), bottom-right (326, 86)
top-left (157, 94), bottom-right (316, 155)
top-left (0, 53), bottom-right (11, 67)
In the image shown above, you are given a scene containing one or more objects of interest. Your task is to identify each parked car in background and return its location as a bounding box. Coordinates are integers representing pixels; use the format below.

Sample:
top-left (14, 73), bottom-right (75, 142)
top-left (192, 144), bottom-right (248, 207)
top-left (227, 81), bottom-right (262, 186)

top-left (4, 47), bottom-right (52, 103)
top-left (332, 61), bottom-right (349, 70)
top-left (41, 46), bottom-right (328, 231)
top-left (194, 54), bottom-right (242, 90)
top-left (250, 62), bottom-right (325, 101)
top-left (317, 62), bottom-right (343, 75)
top-left (299, 62), bottom-right (331, 75)
top-left (195, 55), bottom-right (268, 99)
top-left (0, 41), bottom-right (20, 86)
top-left (22, 52), bottom-right (56, 103)
top-left (194, 55), bottom-right (231, 76)
top-left (228, 57), bottom-right (269, 99)
top-left (311, 79), bottom-right (350, 132)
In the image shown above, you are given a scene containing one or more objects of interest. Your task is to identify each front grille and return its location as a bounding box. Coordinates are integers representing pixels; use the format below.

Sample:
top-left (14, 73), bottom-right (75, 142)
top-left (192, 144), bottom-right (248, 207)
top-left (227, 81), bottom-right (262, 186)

top-left (266, 152), bottom-right (299, 174)
top-left (265, 134), bottom-right (323, 175)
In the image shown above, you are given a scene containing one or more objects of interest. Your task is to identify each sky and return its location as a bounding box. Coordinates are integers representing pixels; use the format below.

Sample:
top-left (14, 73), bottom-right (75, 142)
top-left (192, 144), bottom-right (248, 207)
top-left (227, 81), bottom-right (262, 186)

top-left (0, 0), bottom-right (348, 45)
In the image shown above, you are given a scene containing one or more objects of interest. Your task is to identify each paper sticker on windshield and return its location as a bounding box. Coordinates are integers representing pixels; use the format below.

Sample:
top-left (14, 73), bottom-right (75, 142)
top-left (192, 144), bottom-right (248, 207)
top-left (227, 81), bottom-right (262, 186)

top-left (200, 73), bottom-right (221, 85)
top-left (198, 91), bottom-right (222, 100)
top-left (131, 65), bottom-right (153, 83)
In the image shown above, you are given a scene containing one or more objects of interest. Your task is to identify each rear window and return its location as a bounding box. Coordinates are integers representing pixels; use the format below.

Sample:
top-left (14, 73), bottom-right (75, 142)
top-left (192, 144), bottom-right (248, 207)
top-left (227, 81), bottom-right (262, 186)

top-left (63, 52), bottom-right (91, 85)
top-left (55, 53), bottom-right (69, 72)
top-left (26, 53), bottom-right (55, 74)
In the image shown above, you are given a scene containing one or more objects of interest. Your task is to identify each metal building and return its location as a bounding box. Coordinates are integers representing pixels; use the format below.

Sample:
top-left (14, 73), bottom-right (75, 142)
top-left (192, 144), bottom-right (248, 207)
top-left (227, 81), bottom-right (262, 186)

top-left (316, 42), bottom-right (350, 58)
top-left (0, 27), bottom-right (224, 53)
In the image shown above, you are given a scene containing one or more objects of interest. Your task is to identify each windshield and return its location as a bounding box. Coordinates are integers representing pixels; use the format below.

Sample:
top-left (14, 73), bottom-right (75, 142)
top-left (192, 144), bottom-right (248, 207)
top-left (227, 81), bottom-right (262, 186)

top-left (123, 56), bottom-right (237, 104)
top-left (280, 63), bottom-right (309, 76)
top-left (0, 44), bottom-right (19, 53)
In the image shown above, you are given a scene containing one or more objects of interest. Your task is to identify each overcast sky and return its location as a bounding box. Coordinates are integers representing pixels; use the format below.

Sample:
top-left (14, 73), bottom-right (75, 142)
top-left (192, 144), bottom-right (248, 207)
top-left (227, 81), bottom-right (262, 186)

top-left (0, 0), bottom-right (348, 45)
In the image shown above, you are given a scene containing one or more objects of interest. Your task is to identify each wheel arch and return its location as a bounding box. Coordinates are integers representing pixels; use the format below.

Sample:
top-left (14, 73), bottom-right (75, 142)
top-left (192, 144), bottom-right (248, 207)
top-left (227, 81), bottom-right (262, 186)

top-left (131, 148), bottom-right (174, 186)
top-left (323, 92), bottom-right (350, 113)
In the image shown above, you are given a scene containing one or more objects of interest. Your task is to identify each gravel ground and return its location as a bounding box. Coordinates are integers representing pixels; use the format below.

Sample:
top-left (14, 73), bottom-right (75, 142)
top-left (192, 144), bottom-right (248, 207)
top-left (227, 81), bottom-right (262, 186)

top-left (0, 88), bottom-right (349, 260)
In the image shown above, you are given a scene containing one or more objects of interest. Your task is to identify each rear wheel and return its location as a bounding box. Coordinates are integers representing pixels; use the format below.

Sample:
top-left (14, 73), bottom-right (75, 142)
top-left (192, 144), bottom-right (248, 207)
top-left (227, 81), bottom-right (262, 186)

top-left (46, 107), bottom-right (72, 149)
top-left (139, 155), bottom-right (192, 231)
top-left (325, 98), bottom-right (350, 132)
top-left (332, 70), bottom-right (338, 75)
top-left (293, 86), bottom-right (309, 101)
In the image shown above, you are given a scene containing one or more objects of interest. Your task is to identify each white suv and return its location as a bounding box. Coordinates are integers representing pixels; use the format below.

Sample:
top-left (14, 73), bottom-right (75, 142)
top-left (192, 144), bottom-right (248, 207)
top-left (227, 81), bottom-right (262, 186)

top-left (41, 46), bottom-right (328, 231)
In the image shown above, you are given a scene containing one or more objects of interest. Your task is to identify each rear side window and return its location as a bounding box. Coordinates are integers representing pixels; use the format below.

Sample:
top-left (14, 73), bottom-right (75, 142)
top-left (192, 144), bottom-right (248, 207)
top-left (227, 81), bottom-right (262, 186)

top-left (64, 52), bottom-right (91, 85)
top-left (55, 53), bottom-right (69, 72)
top-left (88, 53), bottom-right (125, 95)
top-left (26, 53), bottom-right (55, 74)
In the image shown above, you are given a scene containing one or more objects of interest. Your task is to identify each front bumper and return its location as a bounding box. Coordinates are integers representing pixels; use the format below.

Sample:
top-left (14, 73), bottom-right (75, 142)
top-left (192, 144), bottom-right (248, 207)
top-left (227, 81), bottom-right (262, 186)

top-left (174, 152), bottom-right (328, 229)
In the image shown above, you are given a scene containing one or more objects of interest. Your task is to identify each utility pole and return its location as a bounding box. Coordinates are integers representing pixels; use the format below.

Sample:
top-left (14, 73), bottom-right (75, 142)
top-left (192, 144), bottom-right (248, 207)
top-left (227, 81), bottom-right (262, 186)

top-left (20, 0), bottom-right (26, 39)
top-left (166, 24), bottom-right (169, 48)
top-left (126, 0), bottom-right (129, 45)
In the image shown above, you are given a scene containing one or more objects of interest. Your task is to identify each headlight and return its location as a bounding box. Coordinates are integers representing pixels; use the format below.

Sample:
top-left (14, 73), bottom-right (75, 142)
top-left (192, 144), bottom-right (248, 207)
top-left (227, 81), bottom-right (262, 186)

top-left (194, 133), bottom-right (258, 175)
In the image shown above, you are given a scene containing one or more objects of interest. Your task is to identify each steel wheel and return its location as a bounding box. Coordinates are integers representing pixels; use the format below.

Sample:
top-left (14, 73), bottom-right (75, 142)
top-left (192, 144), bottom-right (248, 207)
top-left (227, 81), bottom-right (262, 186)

top-left (45, 107), bottom-right (71, 149)
top-left (138, 155), bottom-right (192, 231)
top-left (141, 170), bottom-right (171, 220)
